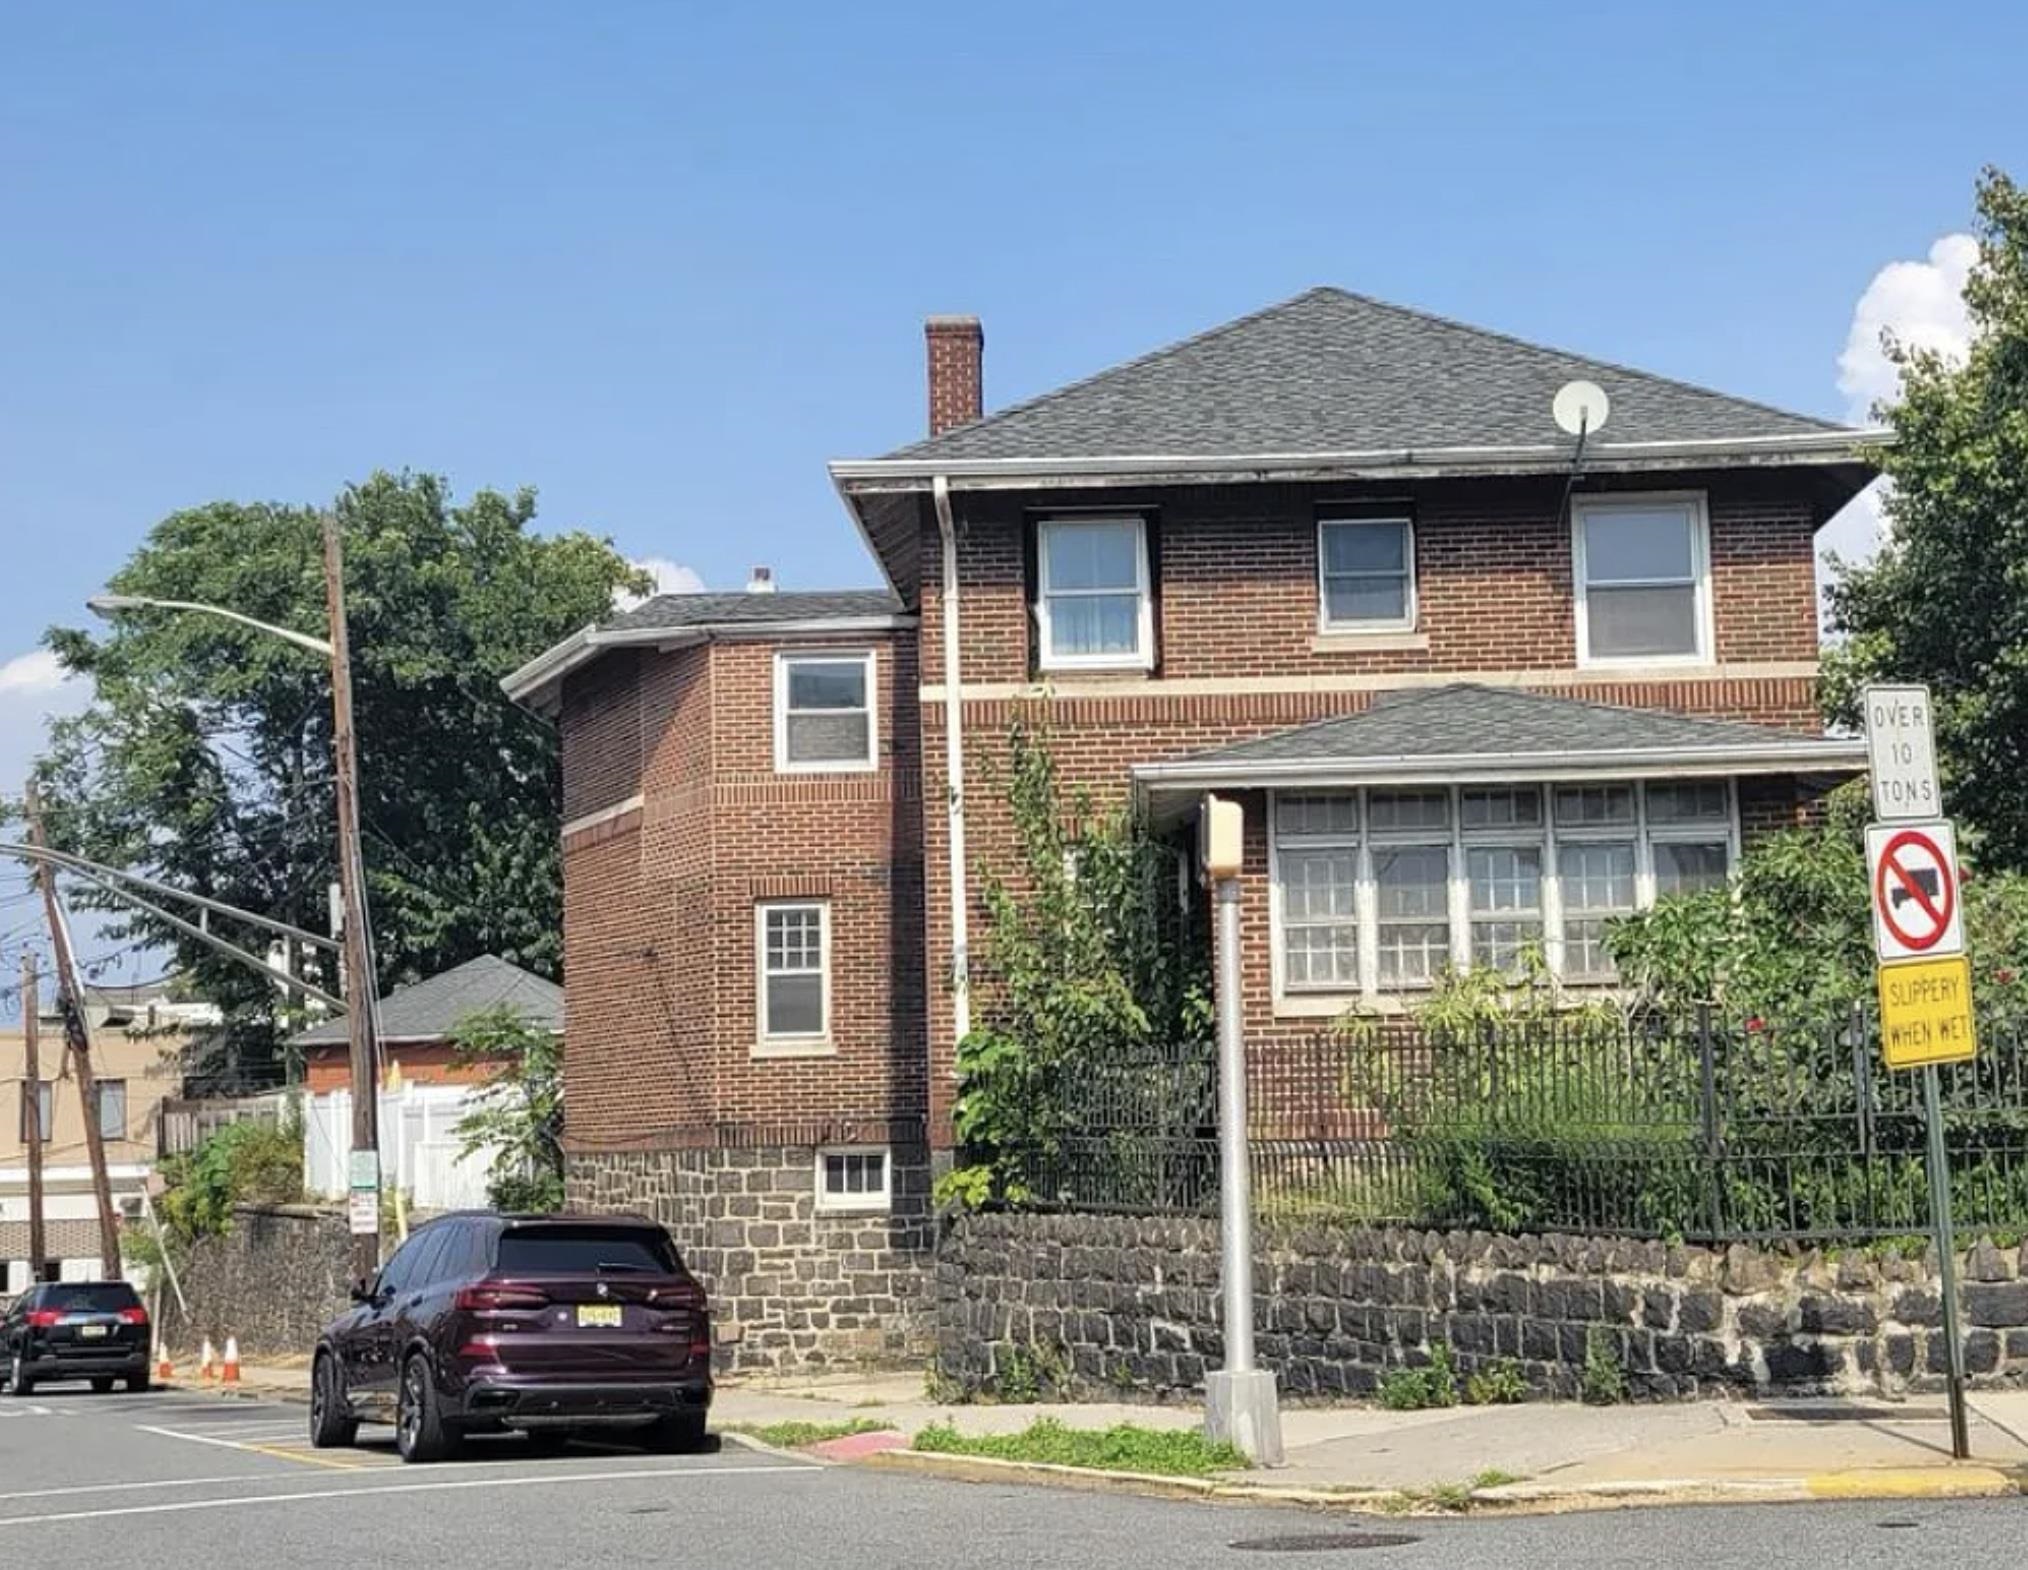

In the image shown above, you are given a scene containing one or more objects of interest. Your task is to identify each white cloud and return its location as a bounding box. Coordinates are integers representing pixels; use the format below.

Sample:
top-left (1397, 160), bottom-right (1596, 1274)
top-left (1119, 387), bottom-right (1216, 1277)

top-left (0, 647), bottom-right (87, 797)
top-left (617, 557), bottom-right (706, 609)
top-left (1822, 233), bottom-right (1979, 574)
top-left (0, 648), bottom-right (66, 696)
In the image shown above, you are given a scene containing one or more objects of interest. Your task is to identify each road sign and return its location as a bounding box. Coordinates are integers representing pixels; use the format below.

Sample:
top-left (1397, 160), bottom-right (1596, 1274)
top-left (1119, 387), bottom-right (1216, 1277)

top-left (1867, 821), bottom-right (1965, 961)
top-left (1864, 683), bottom-right (1942, 822)
top-left (1878, 953), bottom-right (1978, 1069)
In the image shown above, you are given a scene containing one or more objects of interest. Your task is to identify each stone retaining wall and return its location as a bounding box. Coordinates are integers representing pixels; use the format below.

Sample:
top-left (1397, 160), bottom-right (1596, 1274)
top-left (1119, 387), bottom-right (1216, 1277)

top-left (936, 1212), bottom-right (2028, 1401)
top-left (568, 1147), bottom-right (935, 1372)
top-left (160, 1204), bottom-right (353, 1359)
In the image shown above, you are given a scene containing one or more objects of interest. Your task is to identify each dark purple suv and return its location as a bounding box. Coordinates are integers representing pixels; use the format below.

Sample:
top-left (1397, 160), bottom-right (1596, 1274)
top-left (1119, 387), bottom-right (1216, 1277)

top-left (311, 1212), bottom-right (712, 1463)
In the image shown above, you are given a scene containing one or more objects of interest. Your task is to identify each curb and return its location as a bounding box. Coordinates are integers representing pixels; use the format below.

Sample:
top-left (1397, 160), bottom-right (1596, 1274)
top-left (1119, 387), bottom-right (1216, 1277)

top-left (862, 1448), bottom-right (2024, 1514)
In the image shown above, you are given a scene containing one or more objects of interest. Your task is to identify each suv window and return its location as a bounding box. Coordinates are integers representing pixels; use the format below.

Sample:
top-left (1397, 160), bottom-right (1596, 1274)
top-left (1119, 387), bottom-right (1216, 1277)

top-left (41, 1283), bottom-right (142, 1314)
top-left (494, 1226), bottom-right (677, 1275)
top-left (375, 1234), bottom-right (429, 1297)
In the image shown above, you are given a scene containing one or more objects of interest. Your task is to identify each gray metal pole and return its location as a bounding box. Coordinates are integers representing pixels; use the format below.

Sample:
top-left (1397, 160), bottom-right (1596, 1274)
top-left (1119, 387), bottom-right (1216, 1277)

top-left (1216, 879), bottom-right (1255, 1375)
top-left (1923, 1064), bottom-right (1970, 1459)
top-left (1203, 876), bottom-right (1283, 1465)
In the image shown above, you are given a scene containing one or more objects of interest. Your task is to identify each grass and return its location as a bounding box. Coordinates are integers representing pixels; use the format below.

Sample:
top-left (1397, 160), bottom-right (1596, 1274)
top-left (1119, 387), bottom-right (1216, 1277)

top-left (912, 1417), bottom-right (1250, 1477)
top-left (726, 1418), bottom-right (890, 1449)
top-left (1378, 1470), bottom-right (1525, 1514)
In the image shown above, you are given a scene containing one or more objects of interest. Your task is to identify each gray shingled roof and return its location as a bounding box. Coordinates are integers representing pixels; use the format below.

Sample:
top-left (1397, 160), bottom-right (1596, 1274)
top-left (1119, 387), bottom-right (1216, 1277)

top-left (291, 955), bottom-right (562, 1048)
top-left (1159, 685), bottom-right (1856, 767)
top-left (889, 287), bottom-right (1846, 463)
top-left (603, 589), bottom-right (901, 635)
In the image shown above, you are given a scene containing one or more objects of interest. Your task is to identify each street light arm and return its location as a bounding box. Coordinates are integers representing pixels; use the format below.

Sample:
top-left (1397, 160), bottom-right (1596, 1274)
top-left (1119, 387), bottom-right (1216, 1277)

top-left (87, 594), bottom-right (335, 658)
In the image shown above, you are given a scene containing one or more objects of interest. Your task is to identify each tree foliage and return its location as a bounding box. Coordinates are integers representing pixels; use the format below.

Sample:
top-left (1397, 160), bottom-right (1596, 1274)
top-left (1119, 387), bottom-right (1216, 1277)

top-left (451, 1003), bottom-right (565, 1213)
top-left (157, 1116), bottom-right (305, 1241)
top-left (945, 723), bottom-right (1212, 1206)
top-left (31, 472), bottom-right (643, 1076)
top-left (1825, 167), bottom-right (2028, 865)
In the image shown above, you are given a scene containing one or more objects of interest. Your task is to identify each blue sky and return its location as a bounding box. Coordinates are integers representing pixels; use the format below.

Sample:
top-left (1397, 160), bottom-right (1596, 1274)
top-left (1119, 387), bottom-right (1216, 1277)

top-left (1, 0), bottom-right (2023, 986)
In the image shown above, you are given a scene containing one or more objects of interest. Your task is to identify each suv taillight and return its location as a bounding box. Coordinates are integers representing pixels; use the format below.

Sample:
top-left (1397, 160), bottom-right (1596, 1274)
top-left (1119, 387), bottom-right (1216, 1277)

top-left (455, 1285), bottom-right (548, 1312)
top-left (646, 1284), bottom-right (702, 1308)
top-left (119, 1306), bottom-right (149, 1326)
top-left (25, 1310), bottom-right (61, 1329)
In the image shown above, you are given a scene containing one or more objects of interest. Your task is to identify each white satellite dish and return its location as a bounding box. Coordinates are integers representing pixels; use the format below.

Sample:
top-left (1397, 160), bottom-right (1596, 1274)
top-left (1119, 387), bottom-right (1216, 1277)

top-left (1553, 380), bottom-right (1611, 438)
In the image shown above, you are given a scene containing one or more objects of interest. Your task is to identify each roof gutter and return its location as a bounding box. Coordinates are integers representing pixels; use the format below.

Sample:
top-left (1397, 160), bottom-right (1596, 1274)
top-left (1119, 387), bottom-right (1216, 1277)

top-left (1132, 738), bottom-right (1869, 794)
top-left (501, 615), bottom-right (915, 714)
top-left (830, 427), bottom-right (1888, 492)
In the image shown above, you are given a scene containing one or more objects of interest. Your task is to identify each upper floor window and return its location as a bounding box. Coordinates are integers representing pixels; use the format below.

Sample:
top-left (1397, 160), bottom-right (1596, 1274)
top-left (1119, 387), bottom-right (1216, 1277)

top-left (1318, 518), bottom-right (1415, 631)
top-left (1036, 516), bottom-right (1153, 670)
top-left (95, 1080), bottom-right (127, 1141)
top-left (1572, 494), bottom-right (1712, 665)
top-left (775, 652), bottom-right (876, 772)
top-left (19, 1081), bottom-right (51, 1144)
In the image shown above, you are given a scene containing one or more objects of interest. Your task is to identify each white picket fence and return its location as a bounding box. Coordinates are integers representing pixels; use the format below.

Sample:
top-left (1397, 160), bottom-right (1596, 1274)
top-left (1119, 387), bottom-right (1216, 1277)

top-left (301, 1084), bottom-right (496, 1212)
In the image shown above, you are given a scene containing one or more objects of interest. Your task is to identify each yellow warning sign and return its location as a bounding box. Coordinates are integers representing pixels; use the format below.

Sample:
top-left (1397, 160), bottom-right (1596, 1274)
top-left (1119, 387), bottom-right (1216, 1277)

top-left (1878, 954), bottom-right (1978, 1069)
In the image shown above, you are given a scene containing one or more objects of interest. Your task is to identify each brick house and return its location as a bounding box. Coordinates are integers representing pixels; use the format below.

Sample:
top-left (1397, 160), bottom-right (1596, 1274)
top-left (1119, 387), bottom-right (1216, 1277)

top-left (506, 287), bottom-right (1879, 1369)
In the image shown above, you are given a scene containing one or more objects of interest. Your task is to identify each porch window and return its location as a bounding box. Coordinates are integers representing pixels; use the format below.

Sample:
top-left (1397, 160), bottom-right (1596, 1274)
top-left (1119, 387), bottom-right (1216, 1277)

top-left (1035, 516), bottom-right (1153, 670)
top-left (1572, 494), bottom-right (1711, 664)
top-left (1318, 518), bottom-right (1415, 630)
top-left (1270, 779), bottom-right (1739, 999)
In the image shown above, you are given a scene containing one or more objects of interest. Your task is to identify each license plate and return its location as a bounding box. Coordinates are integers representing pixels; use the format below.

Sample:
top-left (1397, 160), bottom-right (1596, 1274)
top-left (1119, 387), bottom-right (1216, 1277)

top-left (79, 1324), bottom-right (109, 1339)
top-left (575, 1304), bottom-right (623, 1329)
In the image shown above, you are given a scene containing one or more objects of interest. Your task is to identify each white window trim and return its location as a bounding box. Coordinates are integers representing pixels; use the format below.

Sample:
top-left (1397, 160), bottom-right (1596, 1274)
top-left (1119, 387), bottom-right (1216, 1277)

top-left (1571, 491), bottom-right (1715, 670)
top-left (815, 1145), bottom-right (891, 1214)
top-left (1317, 517), bottom-right (1417, 634)
top-left (773, 650), bottom-right (878, 774)
top-left (754, 900), bottom-right (834, 1056)
top-left (1268, 779), bottom-right (1739, 1010)
top-left (1035, 515), bottom-right (1155, 672)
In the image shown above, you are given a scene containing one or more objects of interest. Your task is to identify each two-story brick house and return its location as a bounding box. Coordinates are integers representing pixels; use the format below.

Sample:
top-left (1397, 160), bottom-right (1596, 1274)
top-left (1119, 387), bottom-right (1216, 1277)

top-left (507, 287), bottom-right (1878, 1369)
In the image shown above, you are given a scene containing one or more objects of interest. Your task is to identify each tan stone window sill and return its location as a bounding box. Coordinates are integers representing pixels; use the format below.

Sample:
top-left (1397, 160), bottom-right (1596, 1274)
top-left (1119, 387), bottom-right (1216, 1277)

top-left (1310, 630), bottom-right (1431, 655)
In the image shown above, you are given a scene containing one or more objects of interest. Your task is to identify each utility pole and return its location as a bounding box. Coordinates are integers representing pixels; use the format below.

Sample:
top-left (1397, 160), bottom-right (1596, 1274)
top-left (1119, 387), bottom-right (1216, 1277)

top-left (323, 515), bottom-right (383, 1279)
top-left (21, 954), bottom-right (46, 1284)
top-left (24, 781), bottom-right (122, 1280)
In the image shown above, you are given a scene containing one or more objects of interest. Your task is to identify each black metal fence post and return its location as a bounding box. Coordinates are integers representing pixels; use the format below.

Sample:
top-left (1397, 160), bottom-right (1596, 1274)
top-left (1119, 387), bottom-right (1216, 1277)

top-left (1698, 1002), bottom-right (1723, 1242)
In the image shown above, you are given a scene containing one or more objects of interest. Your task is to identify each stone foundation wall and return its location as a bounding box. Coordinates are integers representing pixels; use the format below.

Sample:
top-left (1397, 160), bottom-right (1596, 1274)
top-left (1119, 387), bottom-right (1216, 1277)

top-left (936, 1213), bottom-right (2028, 1402)
top-left (568, 1146), bottom-right (935, 1372)
top-left (161, 1204), bottom-right (353, 1359)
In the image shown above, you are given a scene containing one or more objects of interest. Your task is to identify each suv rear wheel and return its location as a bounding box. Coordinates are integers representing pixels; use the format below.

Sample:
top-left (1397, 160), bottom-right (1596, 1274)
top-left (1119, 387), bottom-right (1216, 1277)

top-left (8, 1355), bottom-right (32, 1398)
top-left (308, 1352), bottom-right (358, 1449)
top-left (395, 1353), bottom-right (461, 1464)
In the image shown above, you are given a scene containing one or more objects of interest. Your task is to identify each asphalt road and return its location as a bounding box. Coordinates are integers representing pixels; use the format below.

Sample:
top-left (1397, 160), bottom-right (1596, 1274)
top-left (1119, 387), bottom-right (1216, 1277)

top-left (2, 1385), bottom-right (2026, 1566)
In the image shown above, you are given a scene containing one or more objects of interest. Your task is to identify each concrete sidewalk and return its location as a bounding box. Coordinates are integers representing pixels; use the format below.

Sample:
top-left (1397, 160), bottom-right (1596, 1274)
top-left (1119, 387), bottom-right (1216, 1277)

top-left (187, 1358), bottom-right (2028, 1508)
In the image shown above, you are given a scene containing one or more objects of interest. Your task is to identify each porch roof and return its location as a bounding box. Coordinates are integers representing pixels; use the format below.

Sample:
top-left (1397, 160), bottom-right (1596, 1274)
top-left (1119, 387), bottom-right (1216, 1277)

top-left (1132, 684), bottom-right (1867, 802)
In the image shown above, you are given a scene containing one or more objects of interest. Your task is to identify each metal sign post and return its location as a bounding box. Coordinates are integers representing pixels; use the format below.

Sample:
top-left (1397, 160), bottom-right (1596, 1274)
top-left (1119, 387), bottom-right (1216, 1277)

top-left (1862, 683), bottom-right (1973, 1460)
top-left (1922, 1064), bottom-right (1971, 1459)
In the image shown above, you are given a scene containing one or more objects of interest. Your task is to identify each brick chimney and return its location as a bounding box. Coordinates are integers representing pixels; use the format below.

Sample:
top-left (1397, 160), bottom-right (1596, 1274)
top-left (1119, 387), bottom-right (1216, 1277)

top-left (925, 314), bottom-right (984, 436)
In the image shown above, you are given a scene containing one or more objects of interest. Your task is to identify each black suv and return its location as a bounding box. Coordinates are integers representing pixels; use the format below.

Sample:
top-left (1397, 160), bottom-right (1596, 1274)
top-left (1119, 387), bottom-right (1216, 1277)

top-left (1, 1281), bottom-right (153, 1395)
top-left (311, 1212), bottom-right (712, 1463)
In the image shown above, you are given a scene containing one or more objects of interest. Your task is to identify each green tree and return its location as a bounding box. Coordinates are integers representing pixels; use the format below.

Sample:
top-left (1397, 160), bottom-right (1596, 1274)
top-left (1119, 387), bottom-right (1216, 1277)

top-left (30, 472), bottom-right (642, 1077)
top-left (451, 1003), bottom-right (565, 1212)
top-left (1825, 167), bottom-right (2028, 865)
top-left (945, 723), bottom-right (1212, 1206)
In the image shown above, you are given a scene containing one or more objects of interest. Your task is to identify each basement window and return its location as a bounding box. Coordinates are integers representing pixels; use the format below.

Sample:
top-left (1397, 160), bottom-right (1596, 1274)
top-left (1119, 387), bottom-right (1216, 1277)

top-left (816, 1147), bottom-right (891, 1213)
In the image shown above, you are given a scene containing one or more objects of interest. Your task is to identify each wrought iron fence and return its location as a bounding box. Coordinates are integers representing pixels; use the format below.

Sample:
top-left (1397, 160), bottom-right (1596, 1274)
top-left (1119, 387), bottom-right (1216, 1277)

top-left (993, 1010), bottom-right (2028, 1243)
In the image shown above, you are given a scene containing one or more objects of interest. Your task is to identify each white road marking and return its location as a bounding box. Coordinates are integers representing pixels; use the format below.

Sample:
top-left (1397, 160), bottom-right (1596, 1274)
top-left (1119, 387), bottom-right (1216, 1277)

top-left (135, 1424), bottom-right (272, 1453)
top-left (0, 1462), bottom-right (821, 1527)
top-left (0, 1474), bottom-right (285, 1504)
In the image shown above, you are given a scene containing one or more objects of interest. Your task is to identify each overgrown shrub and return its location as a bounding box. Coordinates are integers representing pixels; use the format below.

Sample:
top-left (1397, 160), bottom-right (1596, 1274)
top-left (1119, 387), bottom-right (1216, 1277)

top-left (158, 1115), bottom-right (304, 1240)
top-left (1378, 1343), bottom-right (1459, 1410)
top-left (943, 722), bottom-right (1212, 1209)
top-left (452, 1004), bottom-right (564, 1212)
top-left (1580, 1327), bottom-right (1628, 1405)
top-left (1464, 1357), bottom-right (1529, 1406)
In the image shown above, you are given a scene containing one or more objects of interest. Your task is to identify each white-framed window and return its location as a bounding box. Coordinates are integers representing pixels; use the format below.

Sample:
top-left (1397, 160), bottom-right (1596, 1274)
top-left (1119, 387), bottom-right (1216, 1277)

top-left (816, 1146), bottom-right (890, 1213)
top-left (95, 1080), bottom-right (127, 1141)
top-left (19, 1081), bottom-right (51, 1144)
top-left (1318, 517), bottom-right (1416, 631)
top-left (1572, 493), bottom-right (1713, 666)
top-left (1270, 779), bottom-right (1739, 999)
top-left (774, 651), bottom-right (876, 772)
top-left (1035, 516), bottom-right (1154, 670)
top-left (757, 901), bottom-right (829, 1047)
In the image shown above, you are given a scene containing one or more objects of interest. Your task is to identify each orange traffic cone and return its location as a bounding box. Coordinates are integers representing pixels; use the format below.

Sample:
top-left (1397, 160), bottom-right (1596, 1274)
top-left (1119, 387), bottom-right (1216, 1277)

top-left (199, 1338), bottom-right (218, 1382)
top-left (221, 1337), bottom-right (241, 1384)
top-left (155, 1341), bottom-right (174, 1382)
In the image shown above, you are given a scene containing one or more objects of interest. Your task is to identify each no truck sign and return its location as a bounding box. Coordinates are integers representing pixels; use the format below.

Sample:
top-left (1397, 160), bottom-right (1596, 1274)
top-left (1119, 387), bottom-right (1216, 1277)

top-left (1867, 820), bottom-right (1966, 963)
